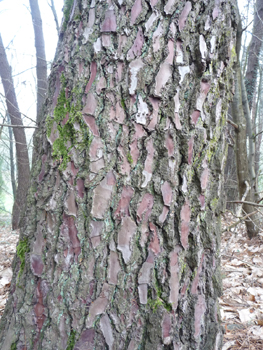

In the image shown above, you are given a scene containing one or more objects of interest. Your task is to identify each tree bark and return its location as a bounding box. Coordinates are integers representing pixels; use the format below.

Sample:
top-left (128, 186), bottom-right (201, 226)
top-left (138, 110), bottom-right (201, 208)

top-left (245, 0), bottom-right (263, 109)
top-left (0, 1), bottom-right (237, 349)
top-left (29, 0), bottom-right (48, 123)
top-left (0, 34), bottom-right (30, 230)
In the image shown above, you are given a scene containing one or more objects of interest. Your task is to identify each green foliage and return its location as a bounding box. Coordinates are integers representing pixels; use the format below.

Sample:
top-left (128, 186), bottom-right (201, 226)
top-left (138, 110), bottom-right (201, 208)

top-left (17, 238), bottom-right (30, 279)
top-left (66, 330), bottom-right (76, 350)
top-left (11, 343), bottom-right (17, 350)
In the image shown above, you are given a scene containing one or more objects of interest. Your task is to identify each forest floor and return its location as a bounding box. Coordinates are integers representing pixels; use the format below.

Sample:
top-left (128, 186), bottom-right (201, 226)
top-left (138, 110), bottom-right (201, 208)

top-left (0, 213), bottom-right (263, 349)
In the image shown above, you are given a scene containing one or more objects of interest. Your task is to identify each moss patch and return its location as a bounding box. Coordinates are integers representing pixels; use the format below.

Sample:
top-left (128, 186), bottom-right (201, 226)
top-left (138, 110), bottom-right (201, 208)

top-left (17, 237), bottom-right (30, 280)
top-left (11, 343), bottom-right (17, 350)
top-left (127, 152), bottom-right (133, 165)
top-left (47, 74), bottom-right (92, 170)
top-left (66, 330), bottom-right (76, 350)
top-left (147, 267), bottom-right (172, 312)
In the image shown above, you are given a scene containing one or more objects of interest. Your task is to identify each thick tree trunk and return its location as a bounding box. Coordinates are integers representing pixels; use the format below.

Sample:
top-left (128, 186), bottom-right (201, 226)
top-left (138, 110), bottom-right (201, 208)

top-left (245, 0), bottom-right (263, 109)
top-left (0, 1), bottom-right (237, 349)
top-left (29, 0), bottom-right (48, 123)
top-left (0, 34), bottom-right (30, 230)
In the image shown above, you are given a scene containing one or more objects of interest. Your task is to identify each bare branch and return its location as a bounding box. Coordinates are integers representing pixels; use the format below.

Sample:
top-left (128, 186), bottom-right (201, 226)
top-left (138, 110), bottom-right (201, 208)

top-left (242, 19), bottom-right (254, 32)
top-left (227, 119), bottom-right (239, 129)
top-left (47, 0), bottom-right (60, 36)
top-left (222, 210), bottom-right (258, 233)
top-left (0, 124), bottom-right (37, 129)
top-left (227, 200), bottom-right (263, 207)
top-left (254, 129), bottom-right (263, 139)
top-left (0, 92), bottom-right (37, 124)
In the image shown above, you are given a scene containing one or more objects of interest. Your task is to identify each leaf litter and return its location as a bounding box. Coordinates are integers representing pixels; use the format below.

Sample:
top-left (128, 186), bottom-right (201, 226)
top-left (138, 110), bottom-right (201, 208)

top-left (221, 211), bottom-right (263, 349)
top-left (0, 215), bottom-right (19, 318)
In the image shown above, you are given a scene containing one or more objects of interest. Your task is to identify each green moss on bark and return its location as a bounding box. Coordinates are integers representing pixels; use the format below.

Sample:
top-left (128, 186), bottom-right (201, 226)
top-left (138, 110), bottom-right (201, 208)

top-left (147, 268), bottom-right (172, 312)
top-left (16, 238), bottom-right (30, 280)
top-left (66, 330), bottom-right (76, 350)
top-left (46, 74), bottom-right (92, 170)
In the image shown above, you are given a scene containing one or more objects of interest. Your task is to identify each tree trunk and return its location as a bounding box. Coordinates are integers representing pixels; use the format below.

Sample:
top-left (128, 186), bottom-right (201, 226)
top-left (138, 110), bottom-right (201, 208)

top-left (224, 143), bottom-right (238, 211)
top-left (29, 0), bottom-right (48, 123)
top-left (241, 75), bottom-right (258, 201)
top-left (245, 0), bottom-right (263, 109)
top-left (7, 113), bottom-right (16, 199)
top-left (48, 0), bottom-right (60, 37)
top-left (255, 69), bottom-right (263, 176)
top-left (0, 1), bottom-right (237, 349)
top-left (232, 20), bottom-right (259, 238)
top-left (0, 34), bottom-right (30, 230)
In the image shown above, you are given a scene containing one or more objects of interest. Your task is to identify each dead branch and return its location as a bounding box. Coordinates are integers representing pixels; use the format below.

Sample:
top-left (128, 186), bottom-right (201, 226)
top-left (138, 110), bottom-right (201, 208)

top-left (222, 210), bottom-right (258, 233)
top-left (227, 119), bottom-right (239, 129)
top-left (0, 124), bottom-right (37, 129)
top-left (227, 200), bottom-right (263, 207)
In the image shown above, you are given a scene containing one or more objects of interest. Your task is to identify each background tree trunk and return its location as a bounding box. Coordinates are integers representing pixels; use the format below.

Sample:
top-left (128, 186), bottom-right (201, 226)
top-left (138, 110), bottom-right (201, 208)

top-left (232, 20), bottom-right (259, 238)
top-left (0, 34), bottom-right (30, 230)
top-left (48, 0), bottom-right (60, 37)
top-left (29, 0), bottom-right (48, 123)
top-left (7, 113), bottom-right (16, 199)
top-left (245, 0), bottom-right (263, 108)
top-left (255, 69), bottom-right (263, 176)
top-left (241, 75), bottom-right (258, 201)
top-left (0, 1), bottom-right (237, 349)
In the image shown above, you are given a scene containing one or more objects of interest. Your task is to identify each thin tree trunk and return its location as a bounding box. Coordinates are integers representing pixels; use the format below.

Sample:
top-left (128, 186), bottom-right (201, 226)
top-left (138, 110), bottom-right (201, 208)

top-left (0, 1), bottom-right (238, 349)
top-left (255, 69), bottom-right (263, 175)
top-left (29, 0), bottom-right (48, 123)
top-left (0, 34), bottom-right (30, 230)
top-left (48, 0), bottom-right (60, 37)
top-left (245, 0), bottom-right (263, 108)
top-left (232, 20), bottom-right (259, 238)
top-left (7, 113), bottom-right (16, 199)
top-left (241, 75), bottom-right (258, 201)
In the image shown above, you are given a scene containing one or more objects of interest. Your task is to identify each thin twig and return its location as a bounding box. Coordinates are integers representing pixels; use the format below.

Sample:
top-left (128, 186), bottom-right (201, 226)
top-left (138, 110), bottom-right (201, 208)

top-left (236, 181), bottom-right (250, 217)
top-left (0, 124), bottom-right (37, 129)
top-left (227, 200), bottom-right (263, 207)
top-left (222, 254), bottom-right (258, 269)
top-left (241, 19), bottom-right (254, 32)
top-left (222, 210), bottom-right (258, 233)
top-left (0, 92), bottom-right (37, 124)
top-left (227, 119), bottom-right (239, 129)
top-left (254, 129), bottom-right (263, 139)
